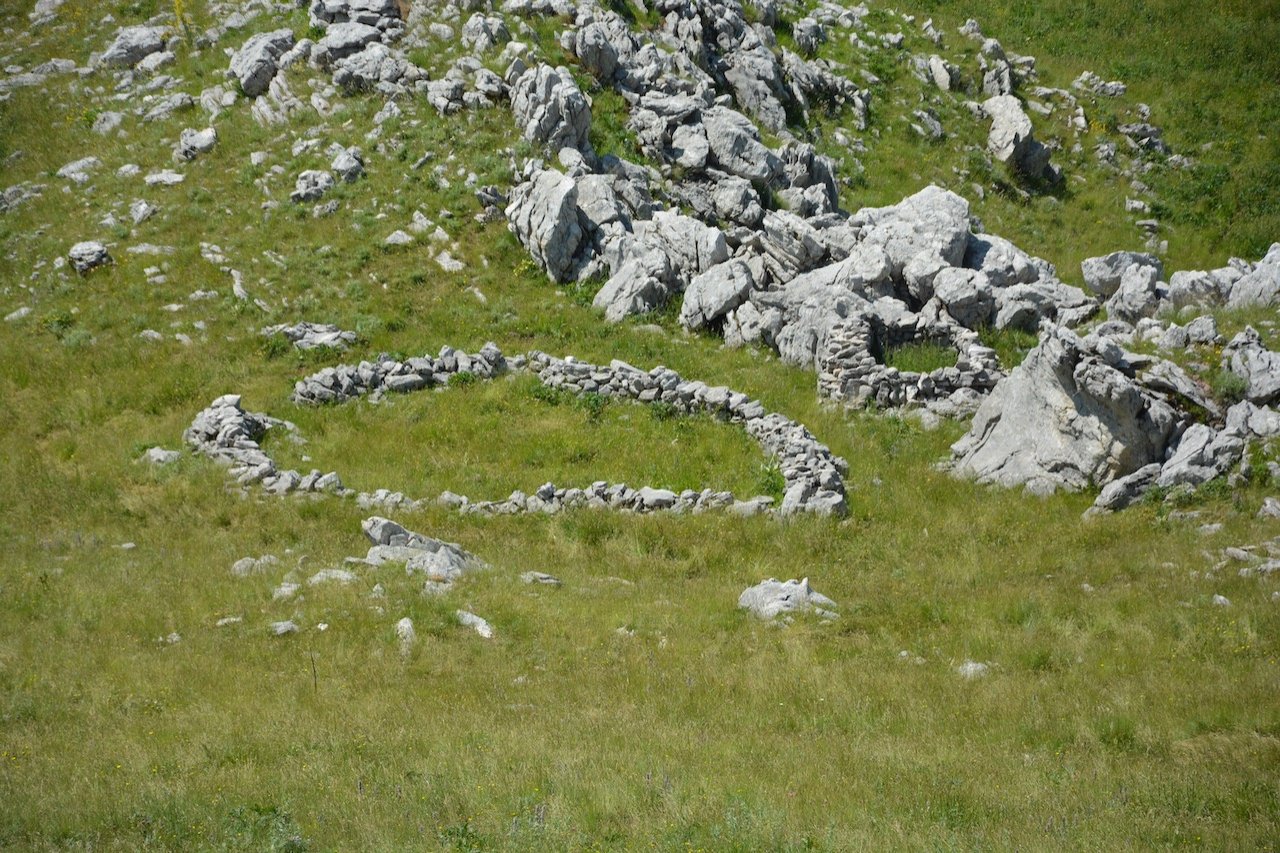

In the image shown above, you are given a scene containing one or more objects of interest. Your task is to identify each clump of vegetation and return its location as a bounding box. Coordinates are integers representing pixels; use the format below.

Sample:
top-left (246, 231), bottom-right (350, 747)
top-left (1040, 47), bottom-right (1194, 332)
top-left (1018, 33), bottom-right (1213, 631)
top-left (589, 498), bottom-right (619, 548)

top-left (883, 341), bottom-right (956, 374)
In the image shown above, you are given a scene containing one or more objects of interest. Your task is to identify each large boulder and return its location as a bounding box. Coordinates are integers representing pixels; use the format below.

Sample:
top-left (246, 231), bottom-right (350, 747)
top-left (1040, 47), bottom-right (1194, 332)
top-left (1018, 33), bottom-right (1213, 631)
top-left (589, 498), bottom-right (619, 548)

top-left (510, 64), bottom-right (592, 154)
top-left (1081, 251), bottom-right (1163, 298)
top-left (100, 25), bottom-right (168, 68)
top-left (1223, 326), bottom-right (1280, 405)
top-left (721, 43), bottom-right (791, 133)
top-left (229, 29), bottom-right (295, 97)
top-left (646, 210), bottom-right (729, 282)
top-left (680, 259), bottom-right (755, 330)
top-left (1226, 244), bottom-right (1280, 308)
top-left (701, 106), bottom-right (781, 183)
top-left (1155, 424), bottom-right (1244, 488)
top-left (593, 248), bottom-right (673, 322)
top-left (854, 185), bottom-right (971, 276)
top-left (950, 326), bottom-right (1178, 494)
top-left (313, 21), bottom-right (381, 66)
top-left (505, 168), bottom-right (584, 283)
top-left (933, 268), bottom-right (995, 328)
top-left (983, 95), bottom-right (1054, 179)
top-left (1104, 263), bottom-right (1162, 323)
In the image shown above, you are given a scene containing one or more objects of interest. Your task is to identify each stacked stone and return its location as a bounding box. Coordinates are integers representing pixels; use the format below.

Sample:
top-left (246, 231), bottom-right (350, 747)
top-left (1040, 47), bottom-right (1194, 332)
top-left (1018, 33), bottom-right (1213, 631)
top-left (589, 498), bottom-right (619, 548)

top-left (192, 345), bottom-right (849, 516)
top-left (528, 352), bottom-right (848, 515)
top-left (184, 394), bottom-right (346, 495)
top-left (817, 316), bottom-right (1003, 411)
top-left (292, 342), bottom-right (507, 404)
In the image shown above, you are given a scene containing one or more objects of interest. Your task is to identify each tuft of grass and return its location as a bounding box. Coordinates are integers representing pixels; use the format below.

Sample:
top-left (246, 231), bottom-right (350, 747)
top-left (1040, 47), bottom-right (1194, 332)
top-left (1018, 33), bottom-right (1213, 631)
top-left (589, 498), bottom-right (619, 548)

top-left (883, 341), bottom-right (957, 374)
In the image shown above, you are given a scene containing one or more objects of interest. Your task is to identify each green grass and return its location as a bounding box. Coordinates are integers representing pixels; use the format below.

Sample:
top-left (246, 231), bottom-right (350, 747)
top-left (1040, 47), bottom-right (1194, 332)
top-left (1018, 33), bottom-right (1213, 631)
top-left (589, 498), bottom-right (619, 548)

top-left (882, 340), bottom-right (957, 374)
top-left (0, 0), bottom-right (1278, 849)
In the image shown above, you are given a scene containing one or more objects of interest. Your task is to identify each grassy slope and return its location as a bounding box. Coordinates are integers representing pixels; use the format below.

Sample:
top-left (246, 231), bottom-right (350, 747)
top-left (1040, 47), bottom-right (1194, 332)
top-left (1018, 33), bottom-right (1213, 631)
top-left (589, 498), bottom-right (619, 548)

top-left (0, 0), bottom-right (1278, 849)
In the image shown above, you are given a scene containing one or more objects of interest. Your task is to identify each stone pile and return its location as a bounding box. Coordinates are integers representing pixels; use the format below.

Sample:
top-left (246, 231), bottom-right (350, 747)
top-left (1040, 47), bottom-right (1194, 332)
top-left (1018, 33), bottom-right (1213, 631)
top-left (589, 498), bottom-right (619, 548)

top-left (261, 322), bottom-right (358, 351)
top-left (183, 394), bottom-right (346, 496)
top-left (196, 343), bottom-right (849, 517)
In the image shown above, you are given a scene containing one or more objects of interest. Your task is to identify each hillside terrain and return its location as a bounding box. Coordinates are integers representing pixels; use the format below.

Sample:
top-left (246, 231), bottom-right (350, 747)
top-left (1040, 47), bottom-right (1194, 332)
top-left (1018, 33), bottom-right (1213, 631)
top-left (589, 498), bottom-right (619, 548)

top-left (1, 0), bottom-right (1279, 849)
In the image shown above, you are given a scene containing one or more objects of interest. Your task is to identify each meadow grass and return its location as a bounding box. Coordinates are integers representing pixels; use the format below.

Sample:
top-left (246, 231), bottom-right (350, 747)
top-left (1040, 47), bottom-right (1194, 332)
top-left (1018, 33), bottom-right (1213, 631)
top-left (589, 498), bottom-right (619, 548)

top-left (0, 0), bottom-right (1278, 848)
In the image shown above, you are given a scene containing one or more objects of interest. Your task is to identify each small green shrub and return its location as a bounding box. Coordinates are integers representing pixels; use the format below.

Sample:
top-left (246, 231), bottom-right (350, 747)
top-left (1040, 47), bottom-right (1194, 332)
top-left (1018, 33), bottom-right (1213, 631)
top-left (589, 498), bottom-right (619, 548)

top-left (40, 310), bottom-right (74, 339)
top-left (649, 401), bottom-right (679, 422)
top-left (755, 462), bottom-right (786, 500)
top-left (1209, 369), bottom-right (1248, 405)
top-left (449, 370), bottom-right (477, 388)
top-left (260, 334), bottom-right (291, 360)
top-left (576, 392), bottom-right (609, 423)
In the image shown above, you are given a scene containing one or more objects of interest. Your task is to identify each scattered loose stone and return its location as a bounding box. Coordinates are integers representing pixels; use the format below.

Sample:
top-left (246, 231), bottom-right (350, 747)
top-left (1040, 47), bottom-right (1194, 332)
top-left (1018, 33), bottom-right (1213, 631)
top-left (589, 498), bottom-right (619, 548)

top-left (231, 554), bottom-right (279, 577)
top-left (269, 620), bottom-right (299, 636)
top-left (456, 609), bottom-right (494, 639)
top-left (395, 617), bottom-right (415, 654)
top-left (291, 170), bottom-right (335, 203)
top-left (140, 447), bottom-right (180, 465)
top-left (68, 241), bottom-right (112, 275)
top-left (738, 578), bottom-right (838, 620)
top-left (175, 127), bottom-right (217, 161)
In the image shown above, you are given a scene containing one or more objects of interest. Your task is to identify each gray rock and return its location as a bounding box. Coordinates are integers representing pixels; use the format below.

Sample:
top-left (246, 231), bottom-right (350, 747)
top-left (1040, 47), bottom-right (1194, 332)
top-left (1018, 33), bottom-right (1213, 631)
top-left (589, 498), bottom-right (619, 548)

top-left (505, 168), bottom-right (584, 283)
top-left (1226, 400), bottom-right (1280, 440)
top-left (269, 620), bottom-right (299, 636)
top-left (1105, 263), bottom-right (1161, 324)
top-left (510, 64), bottom-right (592, 154)
top-left (229, 28), bottom-right (295, 97)
top-left (933, 268), bottom-right (995, 328)
top-left (637, 487), bottom-right (677, 509)
top-left (175, 127), bottom-right (217, 161)
top-left (1168, 269), bottom-right (1228, 309)
top-left (647, 210), bottom-right (730, 281)
top-left (92, 111), bottom-right (124, 134)
top-left (1223, 327), bottom-right (1280, 405)
top-left (1226, 245), bottom-right (1280, 308)
top-left (460, 13), bottom-right (509, 52)
top-left (951, 326), bottom-right (1178, 493)
top-left (680, 259), bottom-right (755, 331)
top-left (290, 170), bottom-right (335, 203)
top-left (142, 92), bottom-right (195, 123)
top-left (928, 54), bottom-right (959, 90)
top-left (144, 169), bottom-right (185, 186)
top-left (593, 248), bottom-right (673, 322)
top-left (142, 447), bottom-right (181, 465)
top-left (331, 147), bottom-right (364, 181)
top-left (230, 554), bottom-right (279, 576)
top-left (395, 617), bottom-right (415, 653)
top-left (1088, 462), bottom-right (1161, 513)
top-left (855, 185), bottom-right (971, 274)
top-left (1156, 423), bottom-right (1244, 488)
top-left (984, 94), bottom-right (1053, 179)
top-left (68, 241), bottom-right (112, 274)
top-left (57, 156), bottom-right (101, 184)
top-left (308, 568), bottom-right (357, 586)
top-left (100, 25), bottom-right (168, 69)
top-left (738, 577), bottom-right (837, 620)
top-left (456, 609), bottom-right (494, 638)
top-left (964, 233), bottom-right (1040, 288)
top-left (1081, 251), bottom-right (1163, 298)
top-left (313, 22), bottom-right (381, 66)
top-left (262, 321), bottom-right (357, 350)
top-left (1186, 315), bottom-right (1221, 346)
top-left (702, 105), bottom-right (781, 184)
